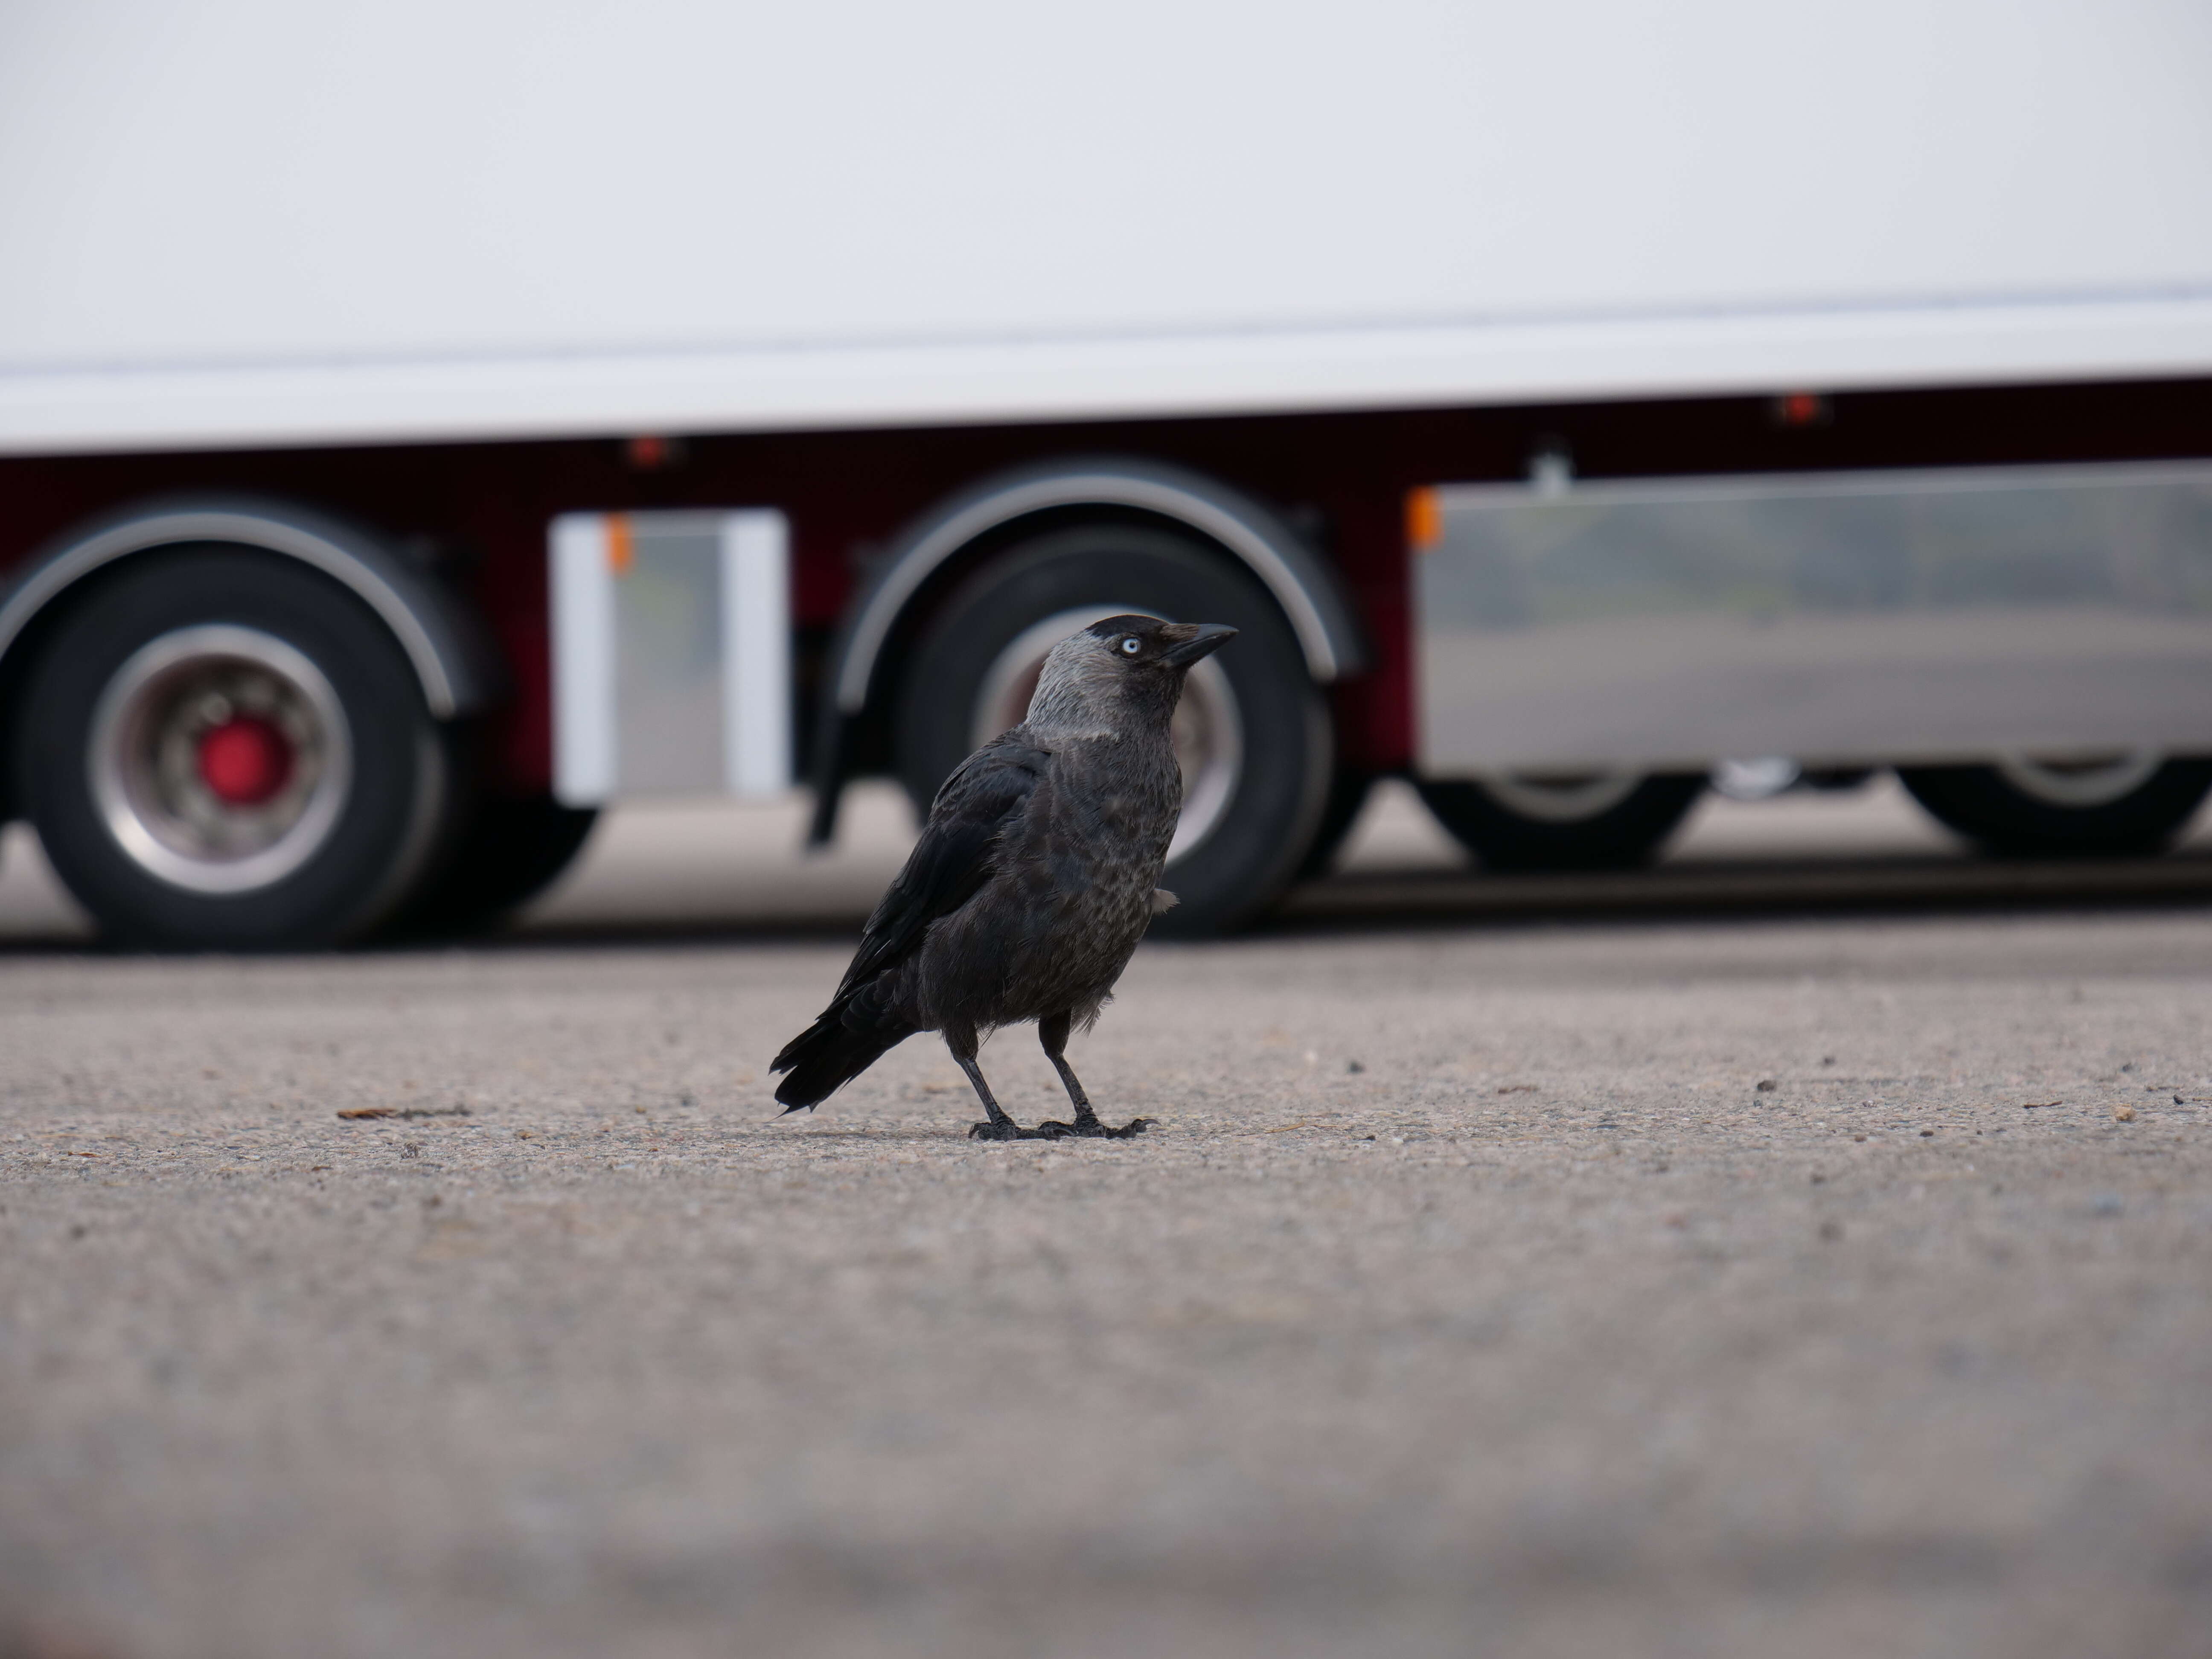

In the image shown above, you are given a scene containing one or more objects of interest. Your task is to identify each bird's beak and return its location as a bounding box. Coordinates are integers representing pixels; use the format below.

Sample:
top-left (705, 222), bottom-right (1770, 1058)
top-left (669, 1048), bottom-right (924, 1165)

top-left (1158, 622), bottom-right (1238, 667)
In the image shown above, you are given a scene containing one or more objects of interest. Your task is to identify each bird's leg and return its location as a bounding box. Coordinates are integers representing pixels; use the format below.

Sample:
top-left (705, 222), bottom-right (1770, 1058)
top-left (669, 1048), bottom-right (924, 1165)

top-left (1036, 1012), bottom-right (1154, 1139)
top-left (949, 1021), bottom-right (1060, 1141)
top-left (1035, 1012), bottom-right (1099, 1132)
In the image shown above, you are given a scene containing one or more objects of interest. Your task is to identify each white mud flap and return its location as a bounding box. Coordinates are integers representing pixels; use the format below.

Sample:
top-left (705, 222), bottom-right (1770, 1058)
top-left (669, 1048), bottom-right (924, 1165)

top-left (549, 509), bottom-right (790, 806)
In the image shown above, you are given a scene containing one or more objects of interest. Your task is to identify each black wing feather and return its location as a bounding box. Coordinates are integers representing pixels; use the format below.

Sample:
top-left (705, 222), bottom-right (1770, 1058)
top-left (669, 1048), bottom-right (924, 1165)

top-left (769, 736), bottom-right (1050, 1107)
top-left (833, 734), bottom-right (1051, 999)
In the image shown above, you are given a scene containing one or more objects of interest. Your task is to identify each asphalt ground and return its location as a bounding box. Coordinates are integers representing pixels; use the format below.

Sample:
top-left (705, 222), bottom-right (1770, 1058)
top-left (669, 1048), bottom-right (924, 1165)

top-left (3, 786), bottom-right (2212, 1658)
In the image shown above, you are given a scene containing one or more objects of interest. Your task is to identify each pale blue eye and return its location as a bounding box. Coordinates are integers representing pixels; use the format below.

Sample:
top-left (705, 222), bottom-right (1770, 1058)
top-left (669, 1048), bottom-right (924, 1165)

top-left (1120, 637), bottom-right (1141, 655)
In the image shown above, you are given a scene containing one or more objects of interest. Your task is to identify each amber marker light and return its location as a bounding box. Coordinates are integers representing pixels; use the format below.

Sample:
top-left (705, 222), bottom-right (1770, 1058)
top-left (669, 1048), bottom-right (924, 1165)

top-left (1405, 486), bottom-right (1443, 553)
top-left (605, 514), bottom-right (635, 576)
top-left (1770, 391), bottom-right (1832, 428)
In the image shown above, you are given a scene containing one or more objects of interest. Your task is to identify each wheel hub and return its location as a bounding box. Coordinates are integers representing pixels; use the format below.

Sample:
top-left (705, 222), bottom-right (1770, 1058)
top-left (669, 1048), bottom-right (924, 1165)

top-left (88, 625), bottom-right (353, 895)
top-left (1478, 768), bottom-right (1644, 823)
top-left (196, 714), bottom-right (295, 806)
top-left (1992, 750), bottom-right (2163, 809)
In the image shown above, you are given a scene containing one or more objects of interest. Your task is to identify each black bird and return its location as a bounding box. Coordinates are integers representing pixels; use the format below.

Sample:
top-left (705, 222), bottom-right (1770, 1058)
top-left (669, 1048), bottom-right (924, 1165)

top-left (772, 614), bottom-right (1237, 1139)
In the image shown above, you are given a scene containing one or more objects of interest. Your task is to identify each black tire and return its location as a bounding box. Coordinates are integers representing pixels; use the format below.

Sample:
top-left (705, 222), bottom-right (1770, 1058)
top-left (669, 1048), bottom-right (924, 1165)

top-left (895, 523), bottom-right (1332, 935)
top-left (16, 548), bottom-right (462, 949)
top-left (1898, 759), bottom-right (2212, 857)
top-left (1417, 772), bottom-right (1705, 871)
top-left (387, 795), bottom-right (600, 935)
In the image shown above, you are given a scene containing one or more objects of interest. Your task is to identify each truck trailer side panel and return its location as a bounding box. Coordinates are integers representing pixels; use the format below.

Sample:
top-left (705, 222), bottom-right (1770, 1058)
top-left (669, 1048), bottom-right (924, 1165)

top-left (3, 0), bottom-right (2210, 453)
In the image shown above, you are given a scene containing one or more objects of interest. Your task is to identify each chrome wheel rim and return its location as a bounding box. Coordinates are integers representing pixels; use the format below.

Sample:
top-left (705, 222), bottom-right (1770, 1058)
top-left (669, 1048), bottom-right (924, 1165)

top-left (1478, 768), bottom-right (1643, 823)
top-left (970, 605), bottom-right (1244, 862)
top-left (1992, 750), bottom-right (2163, 809)
top-left (88, 625), bottom-right (353, 894)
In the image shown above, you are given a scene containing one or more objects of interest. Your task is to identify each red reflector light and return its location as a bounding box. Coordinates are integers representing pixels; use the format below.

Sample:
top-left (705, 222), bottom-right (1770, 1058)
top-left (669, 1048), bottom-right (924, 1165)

top-left (198, 717), bottom-right (292, 806)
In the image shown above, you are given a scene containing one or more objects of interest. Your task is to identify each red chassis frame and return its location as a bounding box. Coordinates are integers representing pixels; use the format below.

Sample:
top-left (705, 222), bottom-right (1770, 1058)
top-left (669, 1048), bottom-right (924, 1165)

top-left (3, 376), bottom-right (2207, 814)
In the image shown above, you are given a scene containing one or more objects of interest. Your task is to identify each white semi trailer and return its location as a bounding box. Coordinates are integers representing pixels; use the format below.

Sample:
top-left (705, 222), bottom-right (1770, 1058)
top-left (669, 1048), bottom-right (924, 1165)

top-left (2, 1), bottom-right (2209, 946)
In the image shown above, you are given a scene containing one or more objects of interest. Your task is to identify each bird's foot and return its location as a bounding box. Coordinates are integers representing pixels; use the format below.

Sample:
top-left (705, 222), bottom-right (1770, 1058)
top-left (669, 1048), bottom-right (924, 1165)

top-left (968, 1119), bottom-right (1070, 1141)
top-left (1035, 1116), bottom-right (1156, 1139)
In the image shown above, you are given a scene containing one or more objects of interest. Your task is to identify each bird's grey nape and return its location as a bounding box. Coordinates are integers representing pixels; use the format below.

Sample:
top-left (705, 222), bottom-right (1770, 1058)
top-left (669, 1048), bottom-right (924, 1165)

top-left (1022, 632), bottom-right (1132, 737)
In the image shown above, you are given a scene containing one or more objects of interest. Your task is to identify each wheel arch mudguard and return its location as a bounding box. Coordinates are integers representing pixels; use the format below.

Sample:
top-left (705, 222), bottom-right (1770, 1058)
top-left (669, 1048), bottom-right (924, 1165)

top-left (807, 457), bottom-right (1368, 843)
top-left (0, 497), bottom-right (495, 725)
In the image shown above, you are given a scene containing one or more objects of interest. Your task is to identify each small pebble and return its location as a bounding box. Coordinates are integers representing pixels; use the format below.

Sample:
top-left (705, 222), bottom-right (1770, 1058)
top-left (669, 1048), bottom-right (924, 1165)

top-left (1755, 1079), bottom-right (1777, 1093)
top-left (1346, 1060), bottom-right (1365, 1074)
top-left (2114, 1106), bottom-right (2136, 1122)
top-left (1920, 1129), bottom-right (1935, 1138)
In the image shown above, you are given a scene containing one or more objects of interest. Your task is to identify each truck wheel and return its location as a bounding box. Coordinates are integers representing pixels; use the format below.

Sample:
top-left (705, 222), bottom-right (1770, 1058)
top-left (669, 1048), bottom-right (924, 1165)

top-left (895, 523), bottom-right (1331, 934)
top-left (16, 549), bottom-right (460, 949)
top-left (1417, 771), bottom-right (1705, 871)
top-left (387, 795), bottom-right (599, 935)
top-left (1898, 755), bottom-right (2212, 856)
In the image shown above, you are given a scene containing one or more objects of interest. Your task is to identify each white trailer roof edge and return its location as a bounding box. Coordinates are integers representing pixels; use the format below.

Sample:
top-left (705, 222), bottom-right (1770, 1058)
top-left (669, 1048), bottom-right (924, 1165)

top-left (6, 292), bottom-right (2212, 460)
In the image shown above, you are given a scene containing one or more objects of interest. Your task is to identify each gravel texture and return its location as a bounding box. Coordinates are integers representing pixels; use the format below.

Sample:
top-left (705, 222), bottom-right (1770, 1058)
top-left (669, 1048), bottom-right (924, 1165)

top-left (3, 913), bottom-right (2211, 1658)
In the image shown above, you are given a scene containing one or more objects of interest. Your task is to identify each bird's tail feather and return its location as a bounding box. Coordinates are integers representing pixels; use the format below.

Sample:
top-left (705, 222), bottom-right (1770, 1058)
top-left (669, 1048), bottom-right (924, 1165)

top-left (771, 1001), bottom-right (915, 1110)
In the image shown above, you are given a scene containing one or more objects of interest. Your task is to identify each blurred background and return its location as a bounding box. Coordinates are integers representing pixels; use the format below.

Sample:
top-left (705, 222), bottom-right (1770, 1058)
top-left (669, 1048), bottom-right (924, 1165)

top-left (4, 1), bottom-right (2212, 952)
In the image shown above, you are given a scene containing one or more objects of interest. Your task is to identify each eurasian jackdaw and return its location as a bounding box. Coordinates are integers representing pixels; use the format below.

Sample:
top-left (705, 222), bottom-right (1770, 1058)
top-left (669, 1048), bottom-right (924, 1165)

top-left (771, 614), bottom-right (1237, 1139)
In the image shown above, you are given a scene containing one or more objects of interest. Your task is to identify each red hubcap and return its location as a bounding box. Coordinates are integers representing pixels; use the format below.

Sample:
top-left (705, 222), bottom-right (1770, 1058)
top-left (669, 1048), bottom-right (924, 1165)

top-left (196, 716), bottom-right (293, 806)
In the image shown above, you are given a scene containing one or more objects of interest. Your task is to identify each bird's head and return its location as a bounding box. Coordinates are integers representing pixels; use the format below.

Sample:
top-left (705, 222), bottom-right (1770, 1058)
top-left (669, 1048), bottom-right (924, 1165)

top-left (1024, 615), bottom-right (1237, 736)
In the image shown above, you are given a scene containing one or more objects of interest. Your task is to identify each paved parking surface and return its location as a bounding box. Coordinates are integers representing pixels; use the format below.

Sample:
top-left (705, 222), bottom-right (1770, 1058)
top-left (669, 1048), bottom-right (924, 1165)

top-left (4, 907), bottom-right (2210, 1658)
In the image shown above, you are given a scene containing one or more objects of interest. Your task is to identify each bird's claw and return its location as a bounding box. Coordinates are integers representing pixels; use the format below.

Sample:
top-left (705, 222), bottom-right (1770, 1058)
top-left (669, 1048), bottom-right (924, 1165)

top-left (1038, 1116), bottom-right (1156, 1139)
top-left (968, 1116), bottom-right (1155, 1141)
